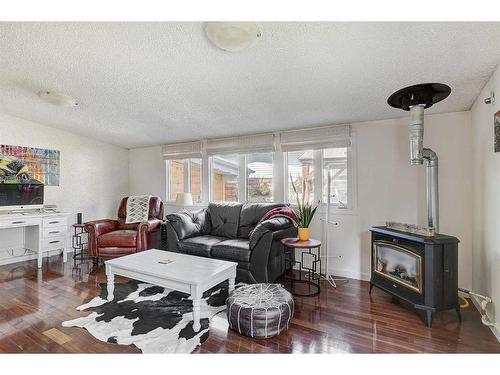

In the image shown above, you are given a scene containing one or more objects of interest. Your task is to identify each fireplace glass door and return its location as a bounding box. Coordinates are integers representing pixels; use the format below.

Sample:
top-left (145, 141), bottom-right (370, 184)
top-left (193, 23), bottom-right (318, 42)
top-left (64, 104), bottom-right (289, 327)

top-left (373, 241), bottom-right (422, 294)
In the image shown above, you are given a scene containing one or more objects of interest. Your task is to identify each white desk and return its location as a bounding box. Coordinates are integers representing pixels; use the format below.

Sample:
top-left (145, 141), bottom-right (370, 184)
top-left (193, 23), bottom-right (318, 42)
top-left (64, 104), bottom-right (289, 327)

top-left (0, 211), bottom-right (70, 268)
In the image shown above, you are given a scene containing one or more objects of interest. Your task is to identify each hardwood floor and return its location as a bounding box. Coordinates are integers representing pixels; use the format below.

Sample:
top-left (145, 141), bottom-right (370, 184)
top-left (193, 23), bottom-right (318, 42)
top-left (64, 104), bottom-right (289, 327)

top-left (0, 255), bottom-right (499, 354)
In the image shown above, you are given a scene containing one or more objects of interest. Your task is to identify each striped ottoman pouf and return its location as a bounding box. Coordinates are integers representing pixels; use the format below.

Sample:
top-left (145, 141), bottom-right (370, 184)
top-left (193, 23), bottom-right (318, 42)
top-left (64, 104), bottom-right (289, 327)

top-left (226, 283), bottom-right (294, 339)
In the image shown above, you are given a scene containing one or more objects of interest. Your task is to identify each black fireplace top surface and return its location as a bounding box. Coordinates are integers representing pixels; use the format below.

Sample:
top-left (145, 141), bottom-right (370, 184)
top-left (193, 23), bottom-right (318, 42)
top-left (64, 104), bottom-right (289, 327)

top-left (371, 226), bottom-right (459, 244)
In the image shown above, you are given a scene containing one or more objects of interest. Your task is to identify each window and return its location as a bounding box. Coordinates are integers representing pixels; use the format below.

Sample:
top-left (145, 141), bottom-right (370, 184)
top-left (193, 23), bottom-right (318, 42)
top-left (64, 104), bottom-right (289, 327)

top-left (286, 150), bottom-right (315, 204)
top-left (247, 152), bottom-right (273, 203)
top-left (168, 160), bottom-right (185, 201)
top-left (167, 158), bottom-right (202, 202)
top-left (210, 152), bottom-right (274, 203)
top-left (211, 154), bottom-right (240, 202)
top-left (189, 159), bottom-right (202, 203)
top-left (285, 147), bottom-right (352, 209)
top-left (164, 125), bottom-right (353, 207)
top-left (323, 147), bottom-right (349, 208)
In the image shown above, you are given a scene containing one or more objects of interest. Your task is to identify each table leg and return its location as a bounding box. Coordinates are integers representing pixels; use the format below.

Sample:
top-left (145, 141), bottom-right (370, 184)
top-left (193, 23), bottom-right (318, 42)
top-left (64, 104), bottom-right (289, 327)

top-left (192, 299), bottom-right (201, 331)
top-left (107, 273), bottom-right (114, 301)
top-left (62, 244), bottom-right (68, 263)
top-left (229, 277), bottom-right (235, 295)
top-left (37, 225), bottom-right (43, 269)
top-left (37, 249), bottom-right (43, 269)
top-left (191, 286), bottom-right (202, 332)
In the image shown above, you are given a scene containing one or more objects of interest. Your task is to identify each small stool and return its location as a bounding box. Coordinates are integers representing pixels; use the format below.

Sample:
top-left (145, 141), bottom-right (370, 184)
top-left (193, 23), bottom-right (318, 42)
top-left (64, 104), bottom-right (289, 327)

top-left (226, 283), bottom-right (294, 339)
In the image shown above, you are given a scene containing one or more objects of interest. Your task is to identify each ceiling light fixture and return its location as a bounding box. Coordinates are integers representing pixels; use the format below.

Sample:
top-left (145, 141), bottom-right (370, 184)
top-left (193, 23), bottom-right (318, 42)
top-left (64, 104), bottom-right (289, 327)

top-left (37, 90), bottom-right (79, 107)
top-left (205, 22), bottom-right (261, 52)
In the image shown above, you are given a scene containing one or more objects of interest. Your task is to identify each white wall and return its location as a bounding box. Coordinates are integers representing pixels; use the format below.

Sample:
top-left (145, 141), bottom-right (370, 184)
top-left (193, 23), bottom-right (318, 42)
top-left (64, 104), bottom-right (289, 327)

top-left (129, 111), bottom-right (473, 288)
top-left (323, 112), bottom-right (472, 285)
top-left (0, 112), bottom-right (129, 222)
top-left (129, 145), bottom-right (166, 202)
top-left (471, 65), bottom-right (500, 339)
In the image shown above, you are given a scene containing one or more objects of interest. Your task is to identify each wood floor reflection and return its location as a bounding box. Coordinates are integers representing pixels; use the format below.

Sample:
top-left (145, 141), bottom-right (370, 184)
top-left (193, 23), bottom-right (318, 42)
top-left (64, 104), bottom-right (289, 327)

top-left (0, 255), bottom-right (499, 353)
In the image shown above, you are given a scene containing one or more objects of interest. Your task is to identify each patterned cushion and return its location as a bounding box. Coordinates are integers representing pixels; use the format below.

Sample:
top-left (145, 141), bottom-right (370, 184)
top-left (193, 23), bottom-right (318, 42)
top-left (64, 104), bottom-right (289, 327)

top-left (125, 195), bottom-right (151, 224)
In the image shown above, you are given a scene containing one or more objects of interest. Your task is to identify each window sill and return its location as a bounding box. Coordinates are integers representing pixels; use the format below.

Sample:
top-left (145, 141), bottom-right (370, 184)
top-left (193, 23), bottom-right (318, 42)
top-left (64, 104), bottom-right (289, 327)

top-left (164, 202), bottom-right (357, 215)
top-left (287, 203), bottom-right (357, 216)
top-left (165, 202), bottom-right (206, 208)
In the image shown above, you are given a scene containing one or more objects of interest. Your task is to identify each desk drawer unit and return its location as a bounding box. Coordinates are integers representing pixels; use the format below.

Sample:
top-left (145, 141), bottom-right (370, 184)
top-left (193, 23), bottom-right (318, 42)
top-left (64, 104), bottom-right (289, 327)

top-left (42, 236), bottom-right (67, 251)
top-left (43, 216), bottom-right (68, 228)
top-left (42, 216), bottom-right (69, 252)
top-left (43, 225), bottom-right (67, 238)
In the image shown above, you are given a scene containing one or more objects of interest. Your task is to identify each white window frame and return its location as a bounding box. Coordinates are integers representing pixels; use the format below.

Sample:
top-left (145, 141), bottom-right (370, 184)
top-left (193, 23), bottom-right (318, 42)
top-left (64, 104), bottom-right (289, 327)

top-left (238, 155), bottom-right (247, 202)
top-left (245, 152), bottom-right (275, 203)
top-left (283, 137), bottom-right (356, 213)
top-left (319, 132), bottom-right (357, 213)
top-left (165, 158), bottom-right (202, 203)
top-left (163, 126), bottom-right (356, 211)
top-left (209, 152), bottom-right (276, 203)
top-left (208, 154), bottom-right (242, 203)
top-left (284, 149), bottom-right (318, 206)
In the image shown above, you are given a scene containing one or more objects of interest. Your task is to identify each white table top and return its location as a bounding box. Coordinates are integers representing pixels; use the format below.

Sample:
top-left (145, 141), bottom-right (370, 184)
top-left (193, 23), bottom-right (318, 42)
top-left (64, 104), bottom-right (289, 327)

top-left (105, 249), bottom-right (237, 285)
top-left (0, 211), bottom-right (69, 219)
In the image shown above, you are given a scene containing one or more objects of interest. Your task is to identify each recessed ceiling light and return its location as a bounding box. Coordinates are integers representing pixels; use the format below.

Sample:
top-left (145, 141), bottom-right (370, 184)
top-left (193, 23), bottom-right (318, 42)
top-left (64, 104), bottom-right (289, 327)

top-left (205, 22), bottom-right (261, 52)
top-left (37, 90), bottom-right (79, 107)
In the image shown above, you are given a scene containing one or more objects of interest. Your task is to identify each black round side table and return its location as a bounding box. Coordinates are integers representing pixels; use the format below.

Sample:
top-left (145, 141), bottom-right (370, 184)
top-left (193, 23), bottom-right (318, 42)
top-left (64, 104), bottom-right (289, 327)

top-left (281, 238), bottom-right (322, 297)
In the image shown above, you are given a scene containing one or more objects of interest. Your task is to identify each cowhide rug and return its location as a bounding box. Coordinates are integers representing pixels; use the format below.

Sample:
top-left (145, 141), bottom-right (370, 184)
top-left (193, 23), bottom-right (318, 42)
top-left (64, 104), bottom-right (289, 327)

top-left (62, 280), bottom-right (229, 353)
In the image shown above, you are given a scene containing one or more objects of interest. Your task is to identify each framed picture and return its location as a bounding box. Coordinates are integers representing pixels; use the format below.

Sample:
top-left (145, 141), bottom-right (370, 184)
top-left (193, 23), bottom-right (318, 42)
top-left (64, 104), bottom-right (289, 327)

top-left (0, 144), bottom-right (60, 186)
top-left (495, 110), bottom-right (500, 152)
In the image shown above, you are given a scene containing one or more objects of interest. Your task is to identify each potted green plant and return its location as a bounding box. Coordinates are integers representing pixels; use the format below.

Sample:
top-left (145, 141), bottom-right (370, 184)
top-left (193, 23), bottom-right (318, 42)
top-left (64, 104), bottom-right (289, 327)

top-left (290, 175), bottom-right (320, 241)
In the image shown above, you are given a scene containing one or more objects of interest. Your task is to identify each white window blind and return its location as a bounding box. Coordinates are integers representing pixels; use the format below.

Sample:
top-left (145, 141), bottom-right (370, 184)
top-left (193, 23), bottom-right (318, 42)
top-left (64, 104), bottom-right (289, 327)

top-left (162, 141), bottom-right (203, 160)
top-left (205, 133), bottom-right (275, 156)
top-left (279, 124), bottom-right (351, 152)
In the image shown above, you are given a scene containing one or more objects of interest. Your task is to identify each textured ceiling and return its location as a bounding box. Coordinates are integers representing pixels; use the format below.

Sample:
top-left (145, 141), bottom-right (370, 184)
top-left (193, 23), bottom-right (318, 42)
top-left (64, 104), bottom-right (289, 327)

top-left (1, 22), bottom-right (500, 149)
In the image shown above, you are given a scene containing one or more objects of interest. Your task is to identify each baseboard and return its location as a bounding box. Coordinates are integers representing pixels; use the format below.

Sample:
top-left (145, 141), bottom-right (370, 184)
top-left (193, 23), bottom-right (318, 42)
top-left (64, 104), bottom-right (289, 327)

top-left (0, 249), bottom-right (73, 267)
top-left (328, 267), bottom-right (371, 281)
top-left (470, 294), bottom-right (500, 344)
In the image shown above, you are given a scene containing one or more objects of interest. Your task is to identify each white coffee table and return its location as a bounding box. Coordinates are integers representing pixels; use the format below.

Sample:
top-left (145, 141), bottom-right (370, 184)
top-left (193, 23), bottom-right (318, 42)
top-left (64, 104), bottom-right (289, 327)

top-left (104, 249), bottom-right (237, 332)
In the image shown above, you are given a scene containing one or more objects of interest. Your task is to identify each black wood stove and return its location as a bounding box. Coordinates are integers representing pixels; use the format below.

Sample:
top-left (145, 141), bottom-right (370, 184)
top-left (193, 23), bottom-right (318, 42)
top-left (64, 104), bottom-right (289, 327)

top-left (370, 226), bottom-right (461, 327)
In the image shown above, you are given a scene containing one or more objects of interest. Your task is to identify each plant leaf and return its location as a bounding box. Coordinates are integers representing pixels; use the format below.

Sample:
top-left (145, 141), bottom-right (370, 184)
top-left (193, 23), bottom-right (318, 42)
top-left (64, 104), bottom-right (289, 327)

top-left (302, 177), bottom-right (306, 205)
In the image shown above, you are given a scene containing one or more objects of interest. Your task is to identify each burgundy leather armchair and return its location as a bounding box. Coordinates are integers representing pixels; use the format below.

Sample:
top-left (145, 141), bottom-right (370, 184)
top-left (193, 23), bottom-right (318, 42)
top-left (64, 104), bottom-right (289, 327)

top-left (84, 196), bottom-right (164, 261)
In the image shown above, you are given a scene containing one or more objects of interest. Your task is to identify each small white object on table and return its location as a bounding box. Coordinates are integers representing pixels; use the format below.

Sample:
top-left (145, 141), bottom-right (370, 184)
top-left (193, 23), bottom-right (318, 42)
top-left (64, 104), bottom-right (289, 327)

top-left (105, 249), bottom-right (237, 332)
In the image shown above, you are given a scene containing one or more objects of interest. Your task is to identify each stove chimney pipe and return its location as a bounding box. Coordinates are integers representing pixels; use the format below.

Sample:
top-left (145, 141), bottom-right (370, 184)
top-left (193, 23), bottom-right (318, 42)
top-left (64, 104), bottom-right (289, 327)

top-left (409, 105), bottom-right (425, 165)
top-left (423, 148), bottom-right (439, 231)
top-left (388, 83), bottom-right (451, 232)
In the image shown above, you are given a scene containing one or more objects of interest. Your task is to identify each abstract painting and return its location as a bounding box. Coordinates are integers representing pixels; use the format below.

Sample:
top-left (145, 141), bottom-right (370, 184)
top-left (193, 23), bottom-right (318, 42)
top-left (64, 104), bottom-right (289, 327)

top-left (0, 144), bottom-right (60, 186)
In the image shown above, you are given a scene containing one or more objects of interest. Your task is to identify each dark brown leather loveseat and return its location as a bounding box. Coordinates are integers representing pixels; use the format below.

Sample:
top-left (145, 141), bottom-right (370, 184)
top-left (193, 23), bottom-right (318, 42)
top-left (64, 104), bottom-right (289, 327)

top-left (165, 202), bottom-right (297, 283)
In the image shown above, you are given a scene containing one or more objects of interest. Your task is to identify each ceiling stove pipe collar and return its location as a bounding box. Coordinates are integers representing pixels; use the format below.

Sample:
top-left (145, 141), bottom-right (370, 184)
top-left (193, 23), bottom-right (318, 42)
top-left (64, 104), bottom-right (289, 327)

top-left (388, 83), bottom-right (451, 166)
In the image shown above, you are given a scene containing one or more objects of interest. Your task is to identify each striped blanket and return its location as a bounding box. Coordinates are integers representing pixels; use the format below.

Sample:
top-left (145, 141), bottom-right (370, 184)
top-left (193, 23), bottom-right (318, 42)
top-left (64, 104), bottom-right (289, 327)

top-left (257, 206), bottom-right (299, 227)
